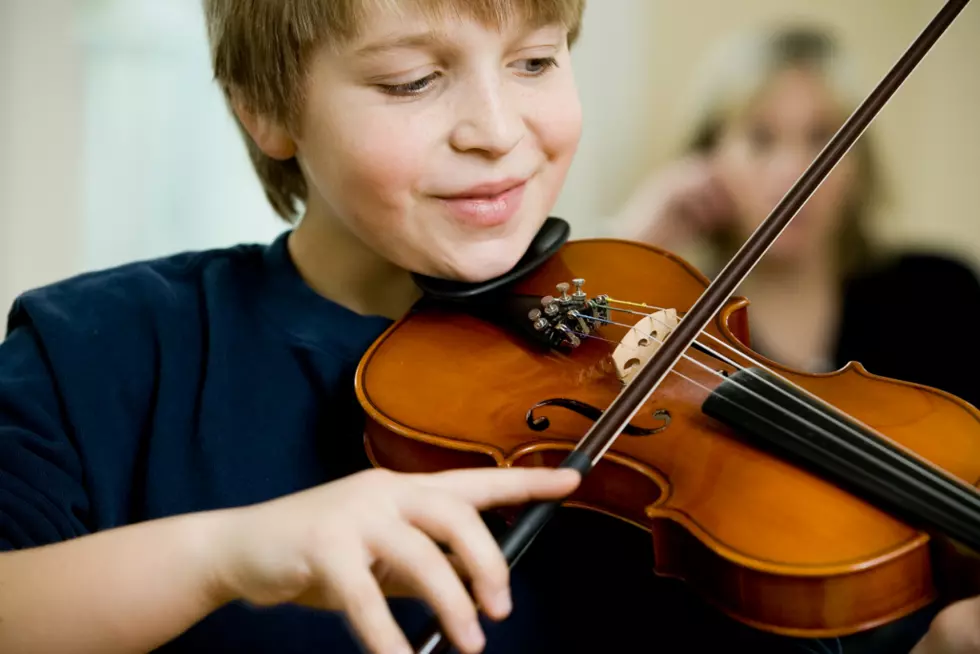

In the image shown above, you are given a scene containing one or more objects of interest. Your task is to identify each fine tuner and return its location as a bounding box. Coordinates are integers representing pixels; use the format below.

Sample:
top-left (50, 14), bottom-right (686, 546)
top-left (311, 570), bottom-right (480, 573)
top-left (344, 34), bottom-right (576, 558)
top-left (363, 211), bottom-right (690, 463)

top-left (527, 278), bottom-right (612, 349)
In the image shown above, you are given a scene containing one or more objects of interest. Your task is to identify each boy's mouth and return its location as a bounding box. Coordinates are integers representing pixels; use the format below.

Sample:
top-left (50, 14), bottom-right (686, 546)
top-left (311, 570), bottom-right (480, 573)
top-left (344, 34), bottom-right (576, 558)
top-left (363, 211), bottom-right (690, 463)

top-left (440, 178), bottom-right (528, 199)
top-left (434, 177), bottom-right (530, 228)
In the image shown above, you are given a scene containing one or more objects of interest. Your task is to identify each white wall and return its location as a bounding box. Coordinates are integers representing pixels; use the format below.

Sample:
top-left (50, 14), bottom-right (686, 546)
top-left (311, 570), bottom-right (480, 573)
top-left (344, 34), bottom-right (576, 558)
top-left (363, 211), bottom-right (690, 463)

top-left (551, 0), bottom-right (661, 237)
top-left (74, 0), bottom-right (282, 271)
top-left (0, 0), bottom-right (84, 316)
top-left (0, 0), bottom-right (282, 316)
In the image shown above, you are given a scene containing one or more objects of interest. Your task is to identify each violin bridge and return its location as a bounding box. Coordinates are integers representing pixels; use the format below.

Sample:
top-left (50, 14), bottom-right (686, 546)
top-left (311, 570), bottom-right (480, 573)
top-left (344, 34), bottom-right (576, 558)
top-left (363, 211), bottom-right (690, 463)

top-left (612, 308), bottom-right (679, 385)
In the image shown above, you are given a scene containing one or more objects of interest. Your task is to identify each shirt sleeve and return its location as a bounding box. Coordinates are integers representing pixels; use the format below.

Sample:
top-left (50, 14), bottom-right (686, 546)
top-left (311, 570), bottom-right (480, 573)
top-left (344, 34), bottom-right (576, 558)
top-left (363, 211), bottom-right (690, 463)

top-left (0, 319), bottom-right (90, 551)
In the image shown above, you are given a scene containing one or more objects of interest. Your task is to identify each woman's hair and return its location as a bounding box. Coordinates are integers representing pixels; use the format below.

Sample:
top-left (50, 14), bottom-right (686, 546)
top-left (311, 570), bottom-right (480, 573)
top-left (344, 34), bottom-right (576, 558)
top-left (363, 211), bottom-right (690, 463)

top-left (680, 24), bottom-right (885, 277)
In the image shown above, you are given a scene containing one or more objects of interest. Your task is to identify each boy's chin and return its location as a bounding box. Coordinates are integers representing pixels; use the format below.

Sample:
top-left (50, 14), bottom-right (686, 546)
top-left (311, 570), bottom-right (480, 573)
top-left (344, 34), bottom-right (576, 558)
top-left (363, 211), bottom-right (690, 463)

top-left (430, 245), bottom-right (529, 284)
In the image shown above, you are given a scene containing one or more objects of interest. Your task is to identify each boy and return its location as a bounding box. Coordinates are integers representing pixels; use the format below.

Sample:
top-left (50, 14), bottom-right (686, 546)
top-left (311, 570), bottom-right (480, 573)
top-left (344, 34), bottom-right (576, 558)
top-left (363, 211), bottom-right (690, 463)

top-left (0, 0), bottom-right (974, 652)
top-left (0, 1), bottom-right (582, 652)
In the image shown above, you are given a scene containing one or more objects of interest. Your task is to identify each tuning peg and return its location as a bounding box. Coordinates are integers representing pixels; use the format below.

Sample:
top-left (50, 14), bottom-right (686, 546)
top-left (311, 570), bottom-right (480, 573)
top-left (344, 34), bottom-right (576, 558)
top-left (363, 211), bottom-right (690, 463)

top-left (572, 278), bottom-right (586, 300)
top-left (556, 282), bottom-right (571, 301)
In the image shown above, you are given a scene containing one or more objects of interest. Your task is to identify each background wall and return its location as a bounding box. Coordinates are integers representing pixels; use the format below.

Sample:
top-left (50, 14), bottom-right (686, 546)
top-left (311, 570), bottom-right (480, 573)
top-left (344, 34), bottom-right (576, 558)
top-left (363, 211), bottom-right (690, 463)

top-left (1, 0), bottom-right (85, 317)
top-left (2, 0), bottom-right (979, 314)
top-left (556, 0), bottom-right (980, 256)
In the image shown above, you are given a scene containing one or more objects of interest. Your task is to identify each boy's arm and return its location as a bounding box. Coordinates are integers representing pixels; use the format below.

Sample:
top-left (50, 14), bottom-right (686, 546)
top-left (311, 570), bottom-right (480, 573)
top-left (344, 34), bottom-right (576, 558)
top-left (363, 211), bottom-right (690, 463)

top-left (0, 322), bottom-right (230, 653)
top-left (0, 511), bottom-right (232, 654)
top-left (0, 320), bottom-right (580, 654)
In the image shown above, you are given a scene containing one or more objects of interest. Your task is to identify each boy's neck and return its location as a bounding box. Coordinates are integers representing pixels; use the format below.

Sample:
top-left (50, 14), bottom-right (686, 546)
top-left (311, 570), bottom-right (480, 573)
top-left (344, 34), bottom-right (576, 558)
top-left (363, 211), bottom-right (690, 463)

top-left (287, 206), bottom-right (421, 321)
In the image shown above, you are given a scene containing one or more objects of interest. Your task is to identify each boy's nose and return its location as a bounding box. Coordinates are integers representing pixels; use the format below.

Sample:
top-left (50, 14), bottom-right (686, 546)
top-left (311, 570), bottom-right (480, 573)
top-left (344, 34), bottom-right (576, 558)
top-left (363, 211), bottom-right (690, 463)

top-left (449, 83), bottom-right (524, 157)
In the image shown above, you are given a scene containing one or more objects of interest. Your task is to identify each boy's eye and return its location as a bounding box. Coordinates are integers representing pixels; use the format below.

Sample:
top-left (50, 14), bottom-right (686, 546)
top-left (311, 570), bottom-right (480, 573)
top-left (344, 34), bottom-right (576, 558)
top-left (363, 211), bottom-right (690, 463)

top-left (378, 72), bottom-right (441, 97)
top-left (516, 57), bottom-right (559, 76)
top-left (375, 57), bottom-right (558, 97)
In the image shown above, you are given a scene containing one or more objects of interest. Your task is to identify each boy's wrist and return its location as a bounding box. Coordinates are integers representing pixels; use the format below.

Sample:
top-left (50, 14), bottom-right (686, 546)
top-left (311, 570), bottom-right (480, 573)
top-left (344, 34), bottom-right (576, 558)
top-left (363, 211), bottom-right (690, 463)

top-left (178, 508), bottom-right (244, 610)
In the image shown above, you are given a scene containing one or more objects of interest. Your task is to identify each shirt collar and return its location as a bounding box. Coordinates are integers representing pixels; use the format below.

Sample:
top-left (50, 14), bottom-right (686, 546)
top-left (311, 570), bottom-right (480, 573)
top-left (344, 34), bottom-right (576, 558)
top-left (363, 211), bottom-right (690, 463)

top-left (258, 230), bottom-right (393, 360)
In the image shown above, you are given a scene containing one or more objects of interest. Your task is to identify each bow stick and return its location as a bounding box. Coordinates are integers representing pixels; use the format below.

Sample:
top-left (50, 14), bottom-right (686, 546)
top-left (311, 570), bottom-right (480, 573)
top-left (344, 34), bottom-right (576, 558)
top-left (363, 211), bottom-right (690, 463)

top-left (413, 1), bottom-right (973, 651)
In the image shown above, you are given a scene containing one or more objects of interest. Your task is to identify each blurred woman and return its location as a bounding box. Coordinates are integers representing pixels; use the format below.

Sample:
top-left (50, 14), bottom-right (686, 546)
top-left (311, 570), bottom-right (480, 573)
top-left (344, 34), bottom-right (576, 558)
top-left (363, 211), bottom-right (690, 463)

top-left (615, 24), bottom-right (980, 408)
top-left (520, 24), bottom-right (980, 654)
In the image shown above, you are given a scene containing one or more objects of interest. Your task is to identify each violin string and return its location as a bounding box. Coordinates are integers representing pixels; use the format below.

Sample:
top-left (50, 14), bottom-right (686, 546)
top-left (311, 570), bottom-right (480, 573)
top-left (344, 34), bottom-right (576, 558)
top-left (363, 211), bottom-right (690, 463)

top-left (593, 305), bottom-right (878, 438)
top-left (568, 309), bottom-right (980, 564)
top-left (576, 309), bottom-right (890, 457)
top-left (602, 300), bottom-right (886, 441)
top-left (601, 306), bottom-right (752, 372)
top-left (593, 301), bottom-right (980, 499)
top-left (606, 298), bottom-right (851, 408)
top-left (568, 319), bottom-right (876, 463)
top-left (571, 312), bottom-right (746, 374)
top-left (569, 328), bottom-right (967, 639)
top-left (605, 299), bottom-right (777, 373)
top-left (590, 303), bottom-right (830, 409)
top-left (578, 299), bottom-right (978, 506)
top-left (567, 320), bottom-right (920, 498)
top-left (567, 315), bottom-right (815, 423)
top-left (570, 330), bottom-right (724, 399)
top-left (605, 302), bottom-right (805, 395)
top-left (571, 313), bottom-right (755, 395)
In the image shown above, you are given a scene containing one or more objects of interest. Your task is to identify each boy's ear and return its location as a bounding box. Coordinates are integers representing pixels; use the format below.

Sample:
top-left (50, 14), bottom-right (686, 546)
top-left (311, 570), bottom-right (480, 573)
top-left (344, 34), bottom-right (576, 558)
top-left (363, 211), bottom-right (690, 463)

top-left (231, 96), bottom-right (297, 161)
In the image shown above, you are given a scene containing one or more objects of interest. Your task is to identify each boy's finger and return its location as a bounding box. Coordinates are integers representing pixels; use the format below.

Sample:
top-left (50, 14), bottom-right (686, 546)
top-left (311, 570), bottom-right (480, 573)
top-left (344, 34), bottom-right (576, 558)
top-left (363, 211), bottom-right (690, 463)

top-left (322, 556), bottom-right (411, 654)
top-left (373, 526), bottom-right (485, 654)
top-left (403, 490), bottom-right (511, 621)
top-left (418, 466), bottom-right (580, 509)
top-left (377, 551), bottom-right (470, 597)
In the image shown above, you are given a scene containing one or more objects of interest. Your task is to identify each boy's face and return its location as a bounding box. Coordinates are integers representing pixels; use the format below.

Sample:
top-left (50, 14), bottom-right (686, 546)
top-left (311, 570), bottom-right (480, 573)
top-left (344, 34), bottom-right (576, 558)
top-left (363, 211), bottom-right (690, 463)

top-left (292, 5), bottom-right (582, 282)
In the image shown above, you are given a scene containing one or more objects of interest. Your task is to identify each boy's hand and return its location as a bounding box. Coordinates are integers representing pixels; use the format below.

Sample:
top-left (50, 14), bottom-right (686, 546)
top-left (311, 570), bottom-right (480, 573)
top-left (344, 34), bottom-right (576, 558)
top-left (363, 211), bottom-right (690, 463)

top-left (210, 466), bottom-right (581, 654)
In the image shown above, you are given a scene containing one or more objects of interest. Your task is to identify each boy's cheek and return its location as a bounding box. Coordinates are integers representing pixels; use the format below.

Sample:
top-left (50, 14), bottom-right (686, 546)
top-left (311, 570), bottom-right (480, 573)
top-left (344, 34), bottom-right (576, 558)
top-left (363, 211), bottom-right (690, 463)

top-left (531, 91), bottom-right (583, 159)
top-left (306, 135), bottom-right (423, 215)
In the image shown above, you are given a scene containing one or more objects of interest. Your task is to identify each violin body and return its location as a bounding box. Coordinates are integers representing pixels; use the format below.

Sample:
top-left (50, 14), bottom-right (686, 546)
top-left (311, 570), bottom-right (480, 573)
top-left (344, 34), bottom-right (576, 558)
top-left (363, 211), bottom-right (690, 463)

top-left (355, 238), bottom-right (980, 638)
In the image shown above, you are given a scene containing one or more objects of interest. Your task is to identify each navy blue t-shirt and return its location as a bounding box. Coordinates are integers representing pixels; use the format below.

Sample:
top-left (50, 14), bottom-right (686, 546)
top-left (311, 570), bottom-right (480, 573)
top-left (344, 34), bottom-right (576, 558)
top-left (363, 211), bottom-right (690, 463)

top-left (0, 231), bottom-right (423, 650)
top-left (2, 230), bottom-right (975, 653)
top-left (2, 232), bottom-right (560, 652)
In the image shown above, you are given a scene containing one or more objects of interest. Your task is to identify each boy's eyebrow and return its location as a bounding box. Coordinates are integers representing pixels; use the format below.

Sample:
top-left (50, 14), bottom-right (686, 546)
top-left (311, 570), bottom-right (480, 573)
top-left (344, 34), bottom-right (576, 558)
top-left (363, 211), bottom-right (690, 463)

top-left (349, 23), bottom-right (564, 58)
top-left (352, 32), bottom-right (442, 57)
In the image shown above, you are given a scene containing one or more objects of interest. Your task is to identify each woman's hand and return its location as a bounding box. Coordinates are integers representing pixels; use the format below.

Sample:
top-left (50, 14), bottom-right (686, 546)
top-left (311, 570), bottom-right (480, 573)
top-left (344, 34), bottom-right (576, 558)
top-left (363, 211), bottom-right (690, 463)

top-left (212, 466), bottom-right (581, 654)
top-left (617, 156), bottom-right (735, 249)
top-left (911, 596), bottom-right (980, 653)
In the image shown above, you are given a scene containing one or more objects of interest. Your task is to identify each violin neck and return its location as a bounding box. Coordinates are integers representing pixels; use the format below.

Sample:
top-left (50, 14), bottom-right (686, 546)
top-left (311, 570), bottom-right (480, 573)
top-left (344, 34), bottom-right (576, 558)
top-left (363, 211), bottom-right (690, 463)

top-left (703, 367), bottom-right (980, 552)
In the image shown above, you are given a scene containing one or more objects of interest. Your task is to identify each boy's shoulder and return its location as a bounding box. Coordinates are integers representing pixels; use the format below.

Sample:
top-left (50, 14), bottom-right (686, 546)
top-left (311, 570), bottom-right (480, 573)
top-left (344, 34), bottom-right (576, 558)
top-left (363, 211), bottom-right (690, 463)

top-left (7, 239), bottom-right (274, 338)
top-left (0, 239), bottom-right (286, 441)
top-left (3, 239), bottom-right (287, 388)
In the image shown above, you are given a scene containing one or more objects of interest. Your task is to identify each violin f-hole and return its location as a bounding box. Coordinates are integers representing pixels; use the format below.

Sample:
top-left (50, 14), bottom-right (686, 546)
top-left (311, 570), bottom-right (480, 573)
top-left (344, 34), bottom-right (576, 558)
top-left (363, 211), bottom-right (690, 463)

top-left (526, 398), bottom-right (671, 436)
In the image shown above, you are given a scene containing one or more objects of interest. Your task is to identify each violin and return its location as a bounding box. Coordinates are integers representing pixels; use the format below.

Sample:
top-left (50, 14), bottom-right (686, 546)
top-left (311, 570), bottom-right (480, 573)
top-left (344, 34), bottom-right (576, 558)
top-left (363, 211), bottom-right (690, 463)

top-left (354, 0), bottom-right (979, 651)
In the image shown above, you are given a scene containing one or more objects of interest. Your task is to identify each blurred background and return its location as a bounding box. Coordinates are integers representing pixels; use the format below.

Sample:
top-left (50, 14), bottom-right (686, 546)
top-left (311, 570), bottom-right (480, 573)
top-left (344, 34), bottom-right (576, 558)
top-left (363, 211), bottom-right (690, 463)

top-left (2, 0), bottom-right (979, 315)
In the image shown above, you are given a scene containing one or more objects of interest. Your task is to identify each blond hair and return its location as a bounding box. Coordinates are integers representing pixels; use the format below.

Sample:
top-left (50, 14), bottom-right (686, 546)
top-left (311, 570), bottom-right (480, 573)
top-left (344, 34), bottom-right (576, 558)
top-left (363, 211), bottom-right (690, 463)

top-left (680, 24), bottom-right (886, 276)
top-left (203, 0), bottom-right (586, 221)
